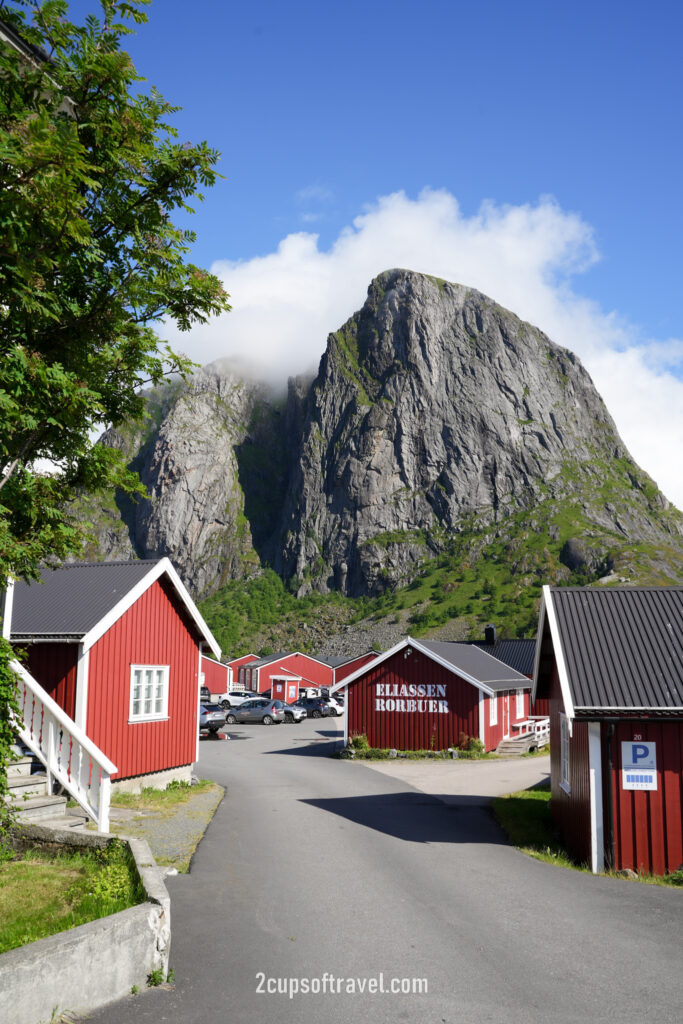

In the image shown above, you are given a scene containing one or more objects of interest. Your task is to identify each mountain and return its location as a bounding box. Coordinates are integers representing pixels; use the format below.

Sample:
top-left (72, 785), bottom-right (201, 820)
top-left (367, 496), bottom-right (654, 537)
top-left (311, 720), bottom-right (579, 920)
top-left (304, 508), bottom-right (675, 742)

top-left (79, 270), bottom-right (683, 636)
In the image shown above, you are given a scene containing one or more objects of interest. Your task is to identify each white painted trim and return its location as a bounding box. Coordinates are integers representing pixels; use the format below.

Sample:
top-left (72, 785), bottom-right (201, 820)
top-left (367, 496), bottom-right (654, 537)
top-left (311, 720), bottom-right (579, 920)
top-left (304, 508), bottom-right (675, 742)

top-left (74, 645), bottom-right (90, 732)
top-left (575, 705), bottom-right (683, 713)
top-left (478, 691), bottom-right (485, 744)
top-left (588, 722), bottom-right (605, 874)
top-left (1, 579), bottom-right (14, 639)
top-left (541, 586), bottom-right (575, 720)
top-left (531, 595), bottom-right (546, 706)
top-left (343, 686), bottom-right (349, 746)
top-left (129, 664), bottom-right (170, 722)
top-left (82, 558), bottom-right (221, 659)
top-left (560, 712), bottom-right (571, 793)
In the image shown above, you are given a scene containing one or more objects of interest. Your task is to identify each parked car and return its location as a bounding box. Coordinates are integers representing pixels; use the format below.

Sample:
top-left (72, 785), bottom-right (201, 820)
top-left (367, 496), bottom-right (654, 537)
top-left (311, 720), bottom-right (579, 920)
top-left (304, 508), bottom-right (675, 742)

top-left (225, 699), bottom-right (285, 725)
top-left (283, 702), bottom-right (307, 724)
top-left (200, 685), bottom-right (212, 702)
top-left (321, 695), bottom-right (344, 716)
top-left (217, 690), bottom-right (258, 710)
top-left (292, 697), bottom-right (331, 719)
top-left (199, 704), bottom-right (227, 735)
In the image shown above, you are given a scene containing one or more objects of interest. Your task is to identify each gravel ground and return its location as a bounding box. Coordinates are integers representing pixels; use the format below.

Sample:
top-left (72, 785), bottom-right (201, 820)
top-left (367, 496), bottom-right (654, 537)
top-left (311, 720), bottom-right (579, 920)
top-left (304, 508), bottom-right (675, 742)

top-left (106, 781), bottom-right (224, 871)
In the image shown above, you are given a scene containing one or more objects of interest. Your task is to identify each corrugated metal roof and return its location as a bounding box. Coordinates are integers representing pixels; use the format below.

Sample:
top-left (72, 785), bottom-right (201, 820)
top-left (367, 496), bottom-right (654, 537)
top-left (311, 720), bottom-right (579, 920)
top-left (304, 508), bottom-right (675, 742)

top-left (470, 639), bottom-right (537, 677)
top-left (10, 561), bottom-right (160, 639)
top-left (550, 587), bottom-right (683, 709)
top-left (419, 640), bottom-right (531, 691)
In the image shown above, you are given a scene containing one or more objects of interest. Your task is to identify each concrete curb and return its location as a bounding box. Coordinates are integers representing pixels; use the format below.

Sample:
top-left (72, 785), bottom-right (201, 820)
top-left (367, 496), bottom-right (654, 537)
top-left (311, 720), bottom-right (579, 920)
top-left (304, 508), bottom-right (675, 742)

top-left (0, 825), bottom-right (171, 1024)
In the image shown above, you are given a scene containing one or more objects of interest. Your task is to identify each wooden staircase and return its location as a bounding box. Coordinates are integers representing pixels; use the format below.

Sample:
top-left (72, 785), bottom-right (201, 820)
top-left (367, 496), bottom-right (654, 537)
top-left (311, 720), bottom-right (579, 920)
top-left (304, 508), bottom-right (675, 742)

top-left (6, 747), bottom-right (89, 831)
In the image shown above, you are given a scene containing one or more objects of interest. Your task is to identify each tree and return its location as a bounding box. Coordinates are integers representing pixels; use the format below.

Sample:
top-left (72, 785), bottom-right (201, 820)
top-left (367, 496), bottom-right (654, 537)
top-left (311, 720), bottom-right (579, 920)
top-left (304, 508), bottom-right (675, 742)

top-left (0, 0), bottom-right (231, 841)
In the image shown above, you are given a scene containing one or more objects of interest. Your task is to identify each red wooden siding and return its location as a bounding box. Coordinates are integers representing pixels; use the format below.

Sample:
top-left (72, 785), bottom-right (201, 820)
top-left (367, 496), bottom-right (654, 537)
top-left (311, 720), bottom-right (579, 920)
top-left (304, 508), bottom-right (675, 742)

top-left (272, 677), bottom-right (301, 703)
top-left (25, 644), bottom-right (79, 720)
top-left (604, 719), bottom-right (683, 876)
top-left (334, 653), bottom-right (377, 684)
top-left (201, 655), bottom-right (229, 695)
top-left (86, 578), bottom-right (200, 780)
top-left (347, 648), bottom-right (482, 751)
top-left (257, 653), bottom-right (334, 695)
top-left (547, 662), bottom-right (592, 865)
top-left (531, 694), bottom-right (550, 718)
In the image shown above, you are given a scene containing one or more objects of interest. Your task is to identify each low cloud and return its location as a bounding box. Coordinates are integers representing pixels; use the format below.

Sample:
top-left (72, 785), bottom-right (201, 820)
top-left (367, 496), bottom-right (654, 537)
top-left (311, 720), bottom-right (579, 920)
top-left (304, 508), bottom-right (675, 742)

top-left (163, 189), bottom-right (683, 508)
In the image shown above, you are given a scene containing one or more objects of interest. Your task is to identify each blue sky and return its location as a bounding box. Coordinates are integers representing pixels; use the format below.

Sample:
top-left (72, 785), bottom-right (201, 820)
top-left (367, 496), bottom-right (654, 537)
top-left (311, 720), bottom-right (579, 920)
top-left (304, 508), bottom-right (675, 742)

top-left (74, 1), bottom-right (683, 503)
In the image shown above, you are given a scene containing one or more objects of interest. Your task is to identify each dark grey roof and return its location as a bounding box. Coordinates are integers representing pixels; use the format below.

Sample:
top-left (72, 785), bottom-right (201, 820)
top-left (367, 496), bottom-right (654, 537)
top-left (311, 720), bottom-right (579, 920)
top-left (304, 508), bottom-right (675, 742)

top-left (248, 652), bottom-right (290, 669)
top-left (10, 561), bottom-right (160, 639)
top-left (550, 587), bottom-right (683, 710)
top-left (470, 638), bottom-right (536, 677)
top-left (419, 640), bottom-right (531, 691)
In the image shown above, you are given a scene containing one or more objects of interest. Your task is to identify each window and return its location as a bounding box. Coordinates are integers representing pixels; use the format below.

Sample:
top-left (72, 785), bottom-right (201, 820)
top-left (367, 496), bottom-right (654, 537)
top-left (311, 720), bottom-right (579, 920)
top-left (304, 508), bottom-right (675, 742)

top-left (560, 713), bottom-right (571, 793)
top-left (516, 689), bottom-right (524, 719)
top-left (489, 694), bottom-right (498, 726)
top-left (130, 665), bottom-right (169, 722)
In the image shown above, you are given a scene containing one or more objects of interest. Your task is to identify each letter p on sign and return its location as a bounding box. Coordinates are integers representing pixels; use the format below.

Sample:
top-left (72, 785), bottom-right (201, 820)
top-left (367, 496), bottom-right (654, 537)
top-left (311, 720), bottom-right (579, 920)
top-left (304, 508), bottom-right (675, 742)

top-left (632, 743), bottom-right (649, 763)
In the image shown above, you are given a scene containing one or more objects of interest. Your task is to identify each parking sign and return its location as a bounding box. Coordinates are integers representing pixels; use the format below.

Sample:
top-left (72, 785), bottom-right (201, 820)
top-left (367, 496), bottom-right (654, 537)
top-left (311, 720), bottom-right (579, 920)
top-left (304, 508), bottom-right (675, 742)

top-left (621, 741), bottom-right (657, 791)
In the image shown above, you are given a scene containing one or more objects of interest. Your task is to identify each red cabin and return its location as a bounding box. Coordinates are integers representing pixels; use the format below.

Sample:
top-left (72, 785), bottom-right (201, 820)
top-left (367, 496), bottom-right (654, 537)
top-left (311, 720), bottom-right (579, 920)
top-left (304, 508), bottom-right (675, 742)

top-left (334, 637), bottom-right (532, 752)
top-left (533, 585), bottom-right (683, 876)
top-left (200, 654), bottom-right (229, 696)
top-left (226, 653), bottom-right (259, 688)
top-left (241, 651), bottom-right (334, 696)
top-left (9, 559), bottom-right (221, 792)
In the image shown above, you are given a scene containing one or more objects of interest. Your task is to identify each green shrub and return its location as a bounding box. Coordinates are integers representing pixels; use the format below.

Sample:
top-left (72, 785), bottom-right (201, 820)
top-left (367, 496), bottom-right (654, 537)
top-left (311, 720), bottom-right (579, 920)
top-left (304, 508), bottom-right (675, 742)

top-left (350, 733), bottom-right (370, 751)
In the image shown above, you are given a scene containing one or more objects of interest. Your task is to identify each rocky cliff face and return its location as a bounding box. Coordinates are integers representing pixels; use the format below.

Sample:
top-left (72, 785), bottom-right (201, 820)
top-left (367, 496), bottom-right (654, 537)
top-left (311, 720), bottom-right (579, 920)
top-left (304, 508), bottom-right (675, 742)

top-left (85, 270), bottom-right (683, 599)
top-left (84, 365), bottom-right (287, 596)
top-left (274, 270), bottom-right (680, 595)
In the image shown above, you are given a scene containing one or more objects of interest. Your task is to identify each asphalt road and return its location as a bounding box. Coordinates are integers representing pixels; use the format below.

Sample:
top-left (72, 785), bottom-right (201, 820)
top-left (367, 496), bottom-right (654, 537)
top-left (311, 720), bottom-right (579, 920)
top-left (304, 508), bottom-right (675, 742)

top-left (89, 718), bottom-right (683, 1024)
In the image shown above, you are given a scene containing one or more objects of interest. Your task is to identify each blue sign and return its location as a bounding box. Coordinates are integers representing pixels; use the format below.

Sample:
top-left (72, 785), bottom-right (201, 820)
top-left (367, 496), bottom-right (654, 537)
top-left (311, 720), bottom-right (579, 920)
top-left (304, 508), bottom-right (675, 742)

top-left (621, 741), bottom-right (657, 791)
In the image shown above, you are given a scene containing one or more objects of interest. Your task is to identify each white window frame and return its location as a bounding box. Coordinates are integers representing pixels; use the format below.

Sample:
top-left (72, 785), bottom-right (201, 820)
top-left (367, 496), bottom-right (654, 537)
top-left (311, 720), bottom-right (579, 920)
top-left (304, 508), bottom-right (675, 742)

top-left (489, 694), bottom-right (498, 726)
top-left (129, 664), bottom-right (170, 723)
top-left (560, 712), bottom-right (571, 793)
top-left (516, 688), bottom-right (524, 719)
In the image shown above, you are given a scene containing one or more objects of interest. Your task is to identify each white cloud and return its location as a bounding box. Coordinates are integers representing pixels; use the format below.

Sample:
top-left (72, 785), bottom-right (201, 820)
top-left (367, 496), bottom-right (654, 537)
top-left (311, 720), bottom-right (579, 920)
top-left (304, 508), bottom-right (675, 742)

top-left (162, 189), bottom-right (683, 509)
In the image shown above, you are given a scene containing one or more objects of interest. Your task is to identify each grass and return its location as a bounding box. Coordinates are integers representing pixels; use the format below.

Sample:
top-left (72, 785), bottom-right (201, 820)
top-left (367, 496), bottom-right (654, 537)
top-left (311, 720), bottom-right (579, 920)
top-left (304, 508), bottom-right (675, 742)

top-left (110, 778), bottom-right (214, 811)
top-left (493, 786), bottom-right (683, 887)
top-left (0, 840), bottom-right (144, 954)
top-left (106, 779), bottom-right (223, 873)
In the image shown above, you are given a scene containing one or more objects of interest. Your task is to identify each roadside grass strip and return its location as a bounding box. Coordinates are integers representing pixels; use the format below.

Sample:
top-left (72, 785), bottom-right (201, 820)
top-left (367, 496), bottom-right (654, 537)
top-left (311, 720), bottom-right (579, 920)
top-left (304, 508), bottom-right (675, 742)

top-left (493, 786), bottom-right (683, 887)
top-left (107, 779), bottom-right (223, 873)
top-left (0, 840), bottom-right (145, 954)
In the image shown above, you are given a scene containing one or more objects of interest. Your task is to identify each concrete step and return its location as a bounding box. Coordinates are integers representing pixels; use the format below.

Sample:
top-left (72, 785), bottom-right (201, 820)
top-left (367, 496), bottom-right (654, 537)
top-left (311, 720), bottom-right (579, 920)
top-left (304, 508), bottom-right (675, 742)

top-left (7, 755), bottom-right (35, 778)
top-left (497, 737), bottom-right (538, 755)
top-left (9, 793), bottom-right (68, 823)
top-left (39, 813), bottom-right (89, 831)
top-left (7, 772), bottom-right (49, 799)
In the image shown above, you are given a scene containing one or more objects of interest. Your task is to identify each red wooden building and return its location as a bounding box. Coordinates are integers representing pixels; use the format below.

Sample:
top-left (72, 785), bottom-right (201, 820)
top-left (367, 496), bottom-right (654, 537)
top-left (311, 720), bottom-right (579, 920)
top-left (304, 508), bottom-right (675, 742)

top-left (533, 585), bottom-right (683, 876)
top-left (333, 637), bottom-right (531, 752)
top-left (200, 653), bottom-right (229, 696)
top-left (239, 651), bottom-right (335, 698)
top-left (9, 559), bottom-right (221, 791)
top-left (226, 653), bottom-right (259, 687)
top-left (329, 651), bottom-right (377, 685)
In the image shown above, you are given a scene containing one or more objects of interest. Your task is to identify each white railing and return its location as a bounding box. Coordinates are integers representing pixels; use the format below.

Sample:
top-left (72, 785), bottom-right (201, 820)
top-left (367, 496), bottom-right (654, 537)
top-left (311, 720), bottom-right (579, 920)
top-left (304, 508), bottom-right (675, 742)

top-left (511, 716), bottom-right (550, 745)
top-left (9, 659), bottom-right (117, 832)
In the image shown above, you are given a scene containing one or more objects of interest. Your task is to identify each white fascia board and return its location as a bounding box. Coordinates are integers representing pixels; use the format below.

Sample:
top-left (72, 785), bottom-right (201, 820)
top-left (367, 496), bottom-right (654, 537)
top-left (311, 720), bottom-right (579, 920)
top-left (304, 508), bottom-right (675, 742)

top-left (330, 636), bottom-right (497, 697)
top-left (74, 645), bottom-right (90, 732)
top-left (82, 558), bottom-right (221, 659)
top-left (478, 691), bottom-right (485, 743)
top-left (1, 579), bottom-right (14, 640)
top-left (530, 595), bottom-right (547, 706)
top-left (575, 705), bottom-right (683, 714)
top-left (540, 585), bottom-right (575, 720)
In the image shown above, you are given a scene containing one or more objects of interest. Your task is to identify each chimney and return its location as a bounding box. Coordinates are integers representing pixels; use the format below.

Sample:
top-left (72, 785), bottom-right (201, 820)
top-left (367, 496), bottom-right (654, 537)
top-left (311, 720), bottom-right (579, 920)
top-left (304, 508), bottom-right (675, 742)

top-left (484, 623), bottom-right (497, 646)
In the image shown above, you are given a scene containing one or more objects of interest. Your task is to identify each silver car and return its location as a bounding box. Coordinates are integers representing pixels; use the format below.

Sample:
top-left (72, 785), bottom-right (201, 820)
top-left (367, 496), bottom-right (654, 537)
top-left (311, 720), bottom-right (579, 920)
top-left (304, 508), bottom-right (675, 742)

top-left (225, 699), bottom-right (285, 726)
top-left (283, 702), bottom-right (307, 724)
